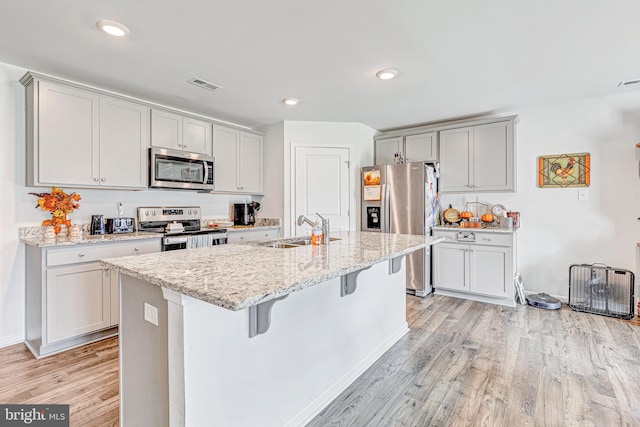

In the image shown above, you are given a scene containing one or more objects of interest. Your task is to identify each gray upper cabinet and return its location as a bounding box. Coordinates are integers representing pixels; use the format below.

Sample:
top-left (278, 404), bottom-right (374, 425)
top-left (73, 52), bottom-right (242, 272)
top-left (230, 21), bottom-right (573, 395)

top-left (375, 132), bottom-right (437, 165)
top-left (150, 109), bottom-right (212, 156)
top-left (439, 127), bottom-right (473, 192)
top-left (439, 119), bottom-right (515, 193)
top-left (99, 96), bottom-right (149, 188)
top-left (405, 132), bottom-right (437, 163)
top-left (375, 137), bottom-right (403, 164)
top-left (211, 125), bottom-right (264, 195)
top-left (374, 115), bottom-right (517, 193)
top-left (23, 75), bottom-right (149, 189)
top-left (21, 71), bottom-right (252, 191)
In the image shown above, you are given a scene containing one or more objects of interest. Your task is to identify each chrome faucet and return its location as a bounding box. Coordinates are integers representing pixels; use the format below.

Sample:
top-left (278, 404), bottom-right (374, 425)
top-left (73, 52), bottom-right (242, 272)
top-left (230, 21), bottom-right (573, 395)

top-left (315, 212), bottom-right (330, 245)
top-left (297, 214), bottom-right (316, 228)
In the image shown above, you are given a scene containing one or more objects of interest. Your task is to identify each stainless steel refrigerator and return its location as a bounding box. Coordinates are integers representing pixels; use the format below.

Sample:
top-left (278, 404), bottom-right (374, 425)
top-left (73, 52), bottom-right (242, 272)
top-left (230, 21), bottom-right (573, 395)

top-left (361, 162), bottom-right (439, 296)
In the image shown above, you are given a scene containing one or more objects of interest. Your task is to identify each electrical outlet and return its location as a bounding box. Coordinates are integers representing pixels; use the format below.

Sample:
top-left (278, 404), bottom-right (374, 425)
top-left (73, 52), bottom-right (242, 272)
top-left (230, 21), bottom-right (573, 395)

top-left (578, 189), bottom-right (588, 201)
top-left (144, 303), bottom-right (158, 326)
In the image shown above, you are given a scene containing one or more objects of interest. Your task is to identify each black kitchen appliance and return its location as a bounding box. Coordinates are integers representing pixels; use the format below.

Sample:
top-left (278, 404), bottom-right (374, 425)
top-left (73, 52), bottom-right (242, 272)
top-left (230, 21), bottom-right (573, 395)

top-left (106, 217), bottom-right (135, 234)
top-left (90, 215), bottom-right (106, 235)
top-left (233, 202), bottom-right (260, 226)
top-left (137, 206), bottom-right (227, 251)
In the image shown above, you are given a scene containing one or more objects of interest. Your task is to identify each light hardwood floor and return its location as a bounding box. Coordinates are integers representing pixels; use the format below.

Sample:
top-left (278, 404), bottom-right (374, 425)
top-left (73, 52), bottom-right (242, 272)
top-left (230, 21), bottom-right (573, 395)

top-left (0, 336), bottom-right (119, 426)
top-left (309, 295), bottom-right (640, 426)
top-left (1, 295), bottom-right (639, 426)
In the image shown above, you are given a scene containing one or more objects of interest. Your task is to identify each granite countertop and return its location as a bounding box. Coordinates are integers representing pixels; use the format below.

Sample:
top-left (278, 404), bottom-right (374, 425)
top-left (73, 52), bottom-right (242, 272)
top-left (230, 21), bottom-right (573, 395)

top-left (20, 228), bottom-right (161, 248)
top-left (101, 231), bottom-right (442, 311)
top-left (432, 225), bottom-right (518, 234)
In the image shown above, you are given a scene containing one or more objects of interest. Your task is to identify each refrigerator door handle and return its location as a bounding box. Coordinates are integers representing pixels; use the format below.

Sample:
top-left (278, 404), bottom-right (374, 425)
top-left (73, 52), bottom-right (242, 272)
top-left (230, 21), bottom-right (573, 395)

top-left (386, 183), bottom-right (392, 233)
top-left (380, 183), bottom-right (387, 233)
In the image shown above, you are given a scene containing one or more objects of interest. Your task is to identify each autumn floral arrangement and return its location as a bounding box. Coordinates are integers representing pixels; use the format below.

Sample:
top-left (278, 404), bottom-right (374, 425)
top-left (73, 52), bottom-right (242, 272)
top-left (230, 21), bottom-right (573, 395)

top-left (29, 187), bottom-right (81, 235)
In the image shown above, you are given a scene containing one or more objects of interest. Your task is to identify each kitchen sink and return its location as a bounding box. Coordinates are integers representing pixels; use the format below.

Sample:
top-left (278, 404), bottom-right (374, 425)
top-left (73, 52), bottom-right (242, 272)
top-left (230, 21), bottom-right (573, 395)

top-left (286, 237), bottom-right (341, 246)
top-left (259, 237), bottom-right (341, 249)
top-left (264, 243), bottom-right (302, 249)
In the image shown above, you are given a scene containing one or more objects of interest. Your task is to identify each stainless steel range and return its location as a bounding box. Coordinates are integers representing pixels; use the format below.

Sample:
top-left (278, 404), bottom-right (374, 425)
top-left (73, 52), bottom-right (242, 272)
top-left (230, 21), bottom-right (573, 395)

top-left (137, 206), bottom-right (228, 251)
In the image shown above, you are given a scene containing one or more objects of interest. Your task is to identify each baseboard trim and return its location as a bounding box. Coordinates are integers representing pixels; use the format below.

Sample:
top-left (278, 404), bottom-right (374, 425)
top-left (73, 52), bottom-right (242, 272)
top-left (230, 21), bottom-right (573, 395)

top-left (0, 334), bottom-right (25, 349)
top-left (284, 323), bottom-right (410, 427)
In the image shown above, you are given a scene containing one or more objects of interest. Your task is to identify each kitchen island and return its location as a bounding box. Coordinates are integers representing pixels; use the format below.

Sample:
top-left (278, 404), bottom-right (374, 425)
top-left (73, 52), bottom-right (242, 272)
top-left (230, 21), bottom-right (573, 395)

top-left (101, 231), bottom-right (441, 427)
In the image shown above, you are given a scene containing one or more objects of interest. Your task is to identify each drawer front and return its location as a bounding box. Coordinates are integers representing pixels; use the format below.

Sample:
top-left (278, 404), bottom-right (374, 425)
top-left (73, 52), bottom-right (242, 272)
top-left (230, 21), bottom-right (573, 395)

top-left (47, 239), bottom-right (161, 267)
top-left (434, 230), bottom-right (512, 247)
top-left (228, 228), bottom-right (279, 243)
top-left (471, 233), bottom-right (513, 247)
top-left (433, 230), bottom-right (459, 243)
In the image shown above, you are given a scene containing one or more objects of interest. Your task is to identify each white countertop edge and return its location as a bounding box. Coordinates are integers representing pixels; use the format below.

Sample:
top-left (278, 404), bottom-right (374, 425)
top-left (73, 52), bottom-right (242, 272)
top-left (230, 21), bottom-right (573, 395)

top-left (20, 232), bottom-right (162, 248)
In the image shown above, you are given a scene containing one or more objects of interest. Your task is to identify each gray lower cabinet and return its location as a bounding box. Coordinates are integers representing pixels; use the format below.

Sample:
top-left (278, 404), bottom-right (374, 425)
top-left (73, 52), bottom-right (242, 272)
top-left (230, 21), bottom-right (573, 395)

top-left (26, 238), bottom-right (160, 358)
top-left (227, 228), bottom-right (279, 244)
top-left (432, 229), bottom-right (516, 307)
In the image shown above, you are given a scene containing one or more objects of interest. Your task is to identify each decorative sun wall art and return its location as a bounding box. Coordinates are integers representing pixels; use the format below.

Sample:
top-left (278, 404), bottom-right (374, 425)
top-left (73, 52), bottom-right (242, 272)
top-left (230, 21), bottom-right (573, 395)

top-left (537, 152), bottom-right (590, 188)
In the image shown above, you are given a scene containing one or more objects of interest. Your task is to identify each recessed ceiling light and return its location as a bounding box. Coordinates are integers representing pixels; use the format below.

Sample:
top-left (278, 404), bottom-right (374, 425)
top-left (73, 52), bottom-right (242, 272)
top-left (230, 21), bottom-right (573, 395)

top-left (376, 68), bottom-right (398, 80)
top-left (283, 97), bottom-right (299, 106)
top-left (96, 20), bottom-right (130, 37)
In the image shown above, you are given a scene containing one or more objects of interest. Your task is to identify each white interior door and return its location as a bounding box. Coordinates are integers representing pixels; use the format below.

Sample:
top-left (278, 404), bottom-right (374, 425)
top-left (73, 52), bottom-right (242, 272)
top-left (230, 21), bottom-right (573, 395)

top-left (294, 146), bottom-right (350, 236)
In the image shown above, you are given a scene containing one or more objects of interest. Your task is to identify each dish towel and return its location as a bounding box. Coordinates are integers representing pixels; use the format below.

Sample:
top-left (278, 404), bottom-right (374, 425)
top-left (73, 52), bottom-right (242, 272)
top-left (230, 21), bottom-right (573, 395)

top-left (186, 234), bottom-right (214, 249)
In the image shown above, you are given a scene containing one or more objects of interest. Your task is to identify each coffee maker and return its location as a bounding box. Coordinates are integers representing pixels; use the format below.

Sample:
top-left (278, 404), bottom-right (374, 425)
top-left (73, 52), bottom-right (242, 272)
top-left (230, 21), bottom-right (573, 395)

top-left (233, 202), bottom-right (260, 226)
top-left (90, 215), bottom-right (106, 235)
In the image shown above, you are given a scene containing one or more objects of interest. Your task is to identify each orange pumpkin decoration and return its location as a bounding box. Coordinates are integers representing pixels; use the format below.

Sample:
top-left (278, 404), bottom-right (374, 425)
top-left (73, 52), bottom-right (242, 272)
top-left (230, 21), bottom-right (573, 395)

top-left (481, 213), bottom-right (495, 222)
top-left (460, 211), bottom-right (473, 220)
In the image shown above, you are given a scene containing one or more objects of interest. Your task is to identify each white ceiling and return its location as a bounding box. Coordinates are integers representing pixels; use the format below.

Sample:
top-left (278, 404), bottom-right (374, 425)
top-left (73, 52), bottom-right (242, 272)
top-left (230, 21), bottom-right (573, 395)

top-left (1, 0), bottom-right (639, 131)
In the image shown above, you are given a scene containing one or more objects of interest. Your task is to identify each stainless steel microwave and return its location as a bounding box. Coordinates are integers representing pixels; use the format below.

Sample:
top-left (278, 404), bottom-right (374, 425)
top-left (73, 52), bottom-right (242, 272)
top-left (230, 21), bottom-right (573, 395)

top-left (149, 147), bottom-right (214, 191)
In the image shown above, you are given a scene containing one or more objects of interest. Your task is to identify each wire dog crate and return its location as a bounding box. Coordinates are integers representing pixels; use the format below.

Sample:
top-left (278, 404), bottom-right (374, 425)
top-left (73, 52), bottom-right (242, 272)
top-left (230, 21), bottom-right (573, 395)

top-left (568, 263), bottom-right (635, 320)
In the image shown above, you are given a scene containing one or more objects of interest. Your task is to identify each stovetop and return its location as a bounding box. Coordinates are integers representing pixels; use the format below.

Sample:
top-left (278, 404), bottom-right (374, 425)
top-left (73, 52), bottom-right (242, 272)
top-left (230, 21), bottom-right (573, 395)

top-left (137, 206), bottom-right (226, 235)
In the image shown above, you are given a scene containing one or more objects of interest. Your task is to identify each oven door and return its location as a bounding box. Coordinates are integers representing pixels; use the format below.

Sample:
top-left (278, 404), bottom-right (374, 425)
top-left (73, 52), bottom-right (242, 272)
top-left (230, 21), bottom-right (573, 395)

top-left (163, 235), bottom-right (188, 251)
top-left (150, 147), bottom-right (214, 191)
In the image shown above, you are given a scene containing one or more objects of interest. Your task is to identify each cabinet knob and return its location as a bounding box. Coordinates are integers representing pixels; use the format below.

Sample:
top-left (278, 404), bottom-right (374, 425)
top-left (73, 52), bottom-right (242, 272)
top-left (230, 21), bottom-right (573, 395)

top-left (93, 178), bottom-right (99, 182)
top-left (101, 178), bottom-right (106, 182)
top-left (134, 247), bottom-right (139, 252)
top-left (78, 253), bottom-right (85, 257)
top-left (178, 143), bottom-right (183, 147)
top-left (481, 237), bottom-right (491, 241)
top-left (183, 144), bottom-right (188, 148)
top-left (240, 236), bottom-right (245, 240)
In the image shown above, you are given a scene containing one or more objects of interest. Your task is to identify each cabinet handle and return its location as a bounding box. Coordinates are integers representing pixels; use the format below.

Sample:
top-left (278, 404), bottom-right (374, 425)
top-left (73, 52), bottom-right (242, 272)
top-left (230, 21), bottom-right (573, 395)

top-left (100, 178), bottom-right (106, 182)
top-left (481, 237), bottom-right (491, 241)
top-left (78, 253), bottom-right (85, 257)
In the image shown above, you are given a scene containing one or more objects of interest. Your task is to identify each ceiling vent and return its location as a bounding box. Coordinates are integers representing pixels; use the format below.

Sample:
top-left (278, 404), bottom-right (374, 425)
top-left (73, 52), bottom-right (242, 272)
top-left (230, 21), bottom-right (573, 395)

top-left (187, 77), bottom-right (222, 92)
top-left (618, 79), bottom-right (640, 87)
